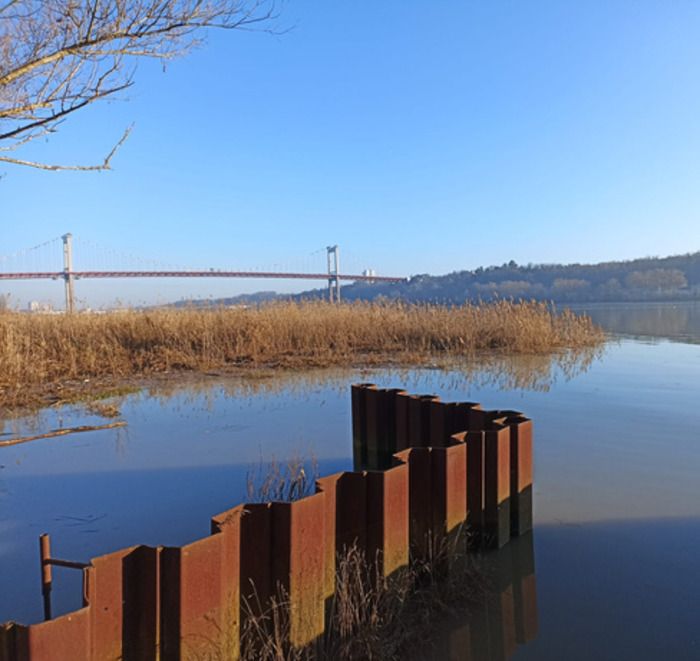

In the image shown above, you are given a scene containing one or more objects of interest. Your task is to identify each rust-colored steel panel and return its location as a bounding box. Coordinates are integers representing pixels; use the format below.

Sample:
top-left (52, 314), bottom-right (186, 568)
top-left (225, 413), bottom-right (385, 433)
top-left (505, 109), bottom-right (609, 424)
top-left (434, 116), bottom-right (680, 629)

top-left (431, 442), bottom-right (468, 538)
top-left (83, 546), bottom-right (135, 661)
top-left (484, 422), bottom-right (512, 549)
top-left (366, 462), bottom-right (409, 577)
top-left (315, 473), bottom-right (342, 601)
top-left (468, 405), bottom-right (487, 432)
top-left (363, 385), bottom-right (382, 470)
top-left (413, 395), bottom-right (440, 448)
top-left (381, 462), bottom-right (409, 576)
top-left (466, 430), bottom-right (486, 542)
top-left (83, 544), bottom-right (161, 660)
top-left (0, 622), bottom-right (11, 661)
top-left (365, 469), bottom-right (383, 567)
top-left (450, 431), bottom-right (469, 524)
top-left (161, 525), bottom-right (240, 661)
top-left (447, 401), bottom-right (482, 435)
top-left (451, 402), bottom-right (471, 436)
top-left (422, 396), bottom-right (440, 433)
top-left (428, 400), bottom-right (448, 448)
top-left (210, 503), bottom-right (244, 535)
top-left (374, 389), bottom-right (405, 468)
top-left (13, 609), bottom-right (91, 661)
top-left (335, 472), bottom-right (368, 555)
top-left (272, 494), bottom-right (326, 647)
top-left (501, 414), bottom-right (533, 536)
top-left (239, 504), bottom-right (273, 616)
top-left (0, 624), bottom-right (15, 661)
top-left (403, 447), bottom-right (433, 558)
top-left (351, 383), bottom-right (375, 471)
top-left (407, 396), bottom-right (423, 447)
top-left (121, 545), bottom-right (161, 661)
top-left (393, 390), bottom-right (411, 451)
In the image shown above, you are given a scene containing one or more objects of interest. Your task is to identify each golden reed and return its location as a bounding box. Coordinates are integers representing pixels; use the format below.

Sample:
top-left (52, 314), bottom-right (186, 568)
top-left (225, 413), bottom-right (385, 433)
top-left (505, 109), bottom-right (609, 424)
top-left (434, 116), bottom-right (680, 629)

top-left (0, 300), bottom-right (603, 409)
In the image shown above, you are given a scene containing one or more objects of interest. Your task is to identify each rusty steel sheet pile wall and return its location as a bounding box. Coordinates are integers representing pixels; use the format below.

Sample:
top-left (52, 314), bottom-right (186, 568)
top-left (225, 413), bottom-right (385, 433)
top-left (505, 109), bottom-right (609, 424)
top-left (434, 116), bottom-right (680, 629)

top-left (0, 384), bottom-right (534, 661)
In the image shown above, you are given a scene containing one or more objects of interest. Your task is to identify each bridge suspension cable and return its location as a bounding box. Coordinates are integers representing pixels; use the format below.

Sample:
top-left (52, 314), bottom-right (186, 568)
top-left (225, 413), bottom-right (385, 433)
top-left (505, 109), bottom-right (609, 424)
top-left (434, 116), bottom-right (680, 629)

top-left (0, 234), bottom-right (406, 311)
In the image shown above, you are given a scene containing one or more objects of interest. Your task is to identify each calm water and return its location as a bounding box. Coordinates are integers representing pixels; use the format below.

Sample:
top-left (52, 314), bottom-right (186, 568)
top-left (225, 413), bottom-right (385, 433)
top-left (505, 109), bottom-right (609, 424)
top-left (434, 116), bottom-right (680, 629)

top-left (1, 302), bottom-right (699, 659)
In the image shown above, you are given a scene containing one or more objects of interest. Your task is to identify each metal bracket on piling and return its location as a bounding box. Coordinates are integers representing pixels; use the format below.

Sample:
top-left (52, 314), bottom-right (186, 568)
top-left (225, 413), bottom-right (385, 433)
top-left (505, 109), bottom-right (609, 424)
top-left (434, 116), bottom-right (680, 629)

top-left (39, 533), bottom-right (90, 621)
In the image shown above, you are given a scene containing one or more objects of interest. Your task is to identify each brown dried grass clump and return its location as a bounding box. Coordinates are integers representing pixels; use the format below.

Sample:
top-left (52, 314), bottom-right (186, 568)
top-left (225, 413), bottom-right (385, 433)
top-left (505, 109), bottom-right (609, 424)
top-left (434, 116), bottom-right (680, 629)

top-left (0, 300), bottom-right (604, 409)
top-left (237, 530), bottom-right (488, 661)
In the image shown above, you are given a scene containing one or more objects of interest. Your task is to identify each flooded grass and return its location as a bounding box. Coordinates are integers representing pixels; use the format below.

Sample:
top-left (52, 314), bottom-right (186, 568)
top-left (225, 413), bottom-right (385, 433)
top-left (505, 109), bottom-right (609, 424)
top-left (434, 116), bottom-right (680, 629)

top-left (0, 300), bottom-right (603, 410)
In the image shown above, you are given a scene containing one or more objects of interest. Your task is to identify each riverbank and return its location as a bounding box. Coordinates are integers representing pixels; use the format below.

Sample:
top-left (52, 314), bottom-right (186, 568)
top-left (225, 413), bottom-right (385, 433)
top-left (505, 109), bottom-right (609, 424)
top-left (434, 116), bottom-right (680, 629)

top-left (0, 300), bottom-right (604, 411)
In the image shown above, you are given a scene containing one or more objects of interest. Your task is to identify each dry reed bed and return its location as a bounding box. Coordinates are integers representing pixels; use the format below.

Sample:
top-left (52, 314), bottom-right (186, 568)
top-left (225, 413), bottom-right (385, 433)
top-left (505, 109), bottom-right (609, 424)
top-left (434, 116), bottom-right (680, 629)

top-left (0, 301), bottom-right (604, 409)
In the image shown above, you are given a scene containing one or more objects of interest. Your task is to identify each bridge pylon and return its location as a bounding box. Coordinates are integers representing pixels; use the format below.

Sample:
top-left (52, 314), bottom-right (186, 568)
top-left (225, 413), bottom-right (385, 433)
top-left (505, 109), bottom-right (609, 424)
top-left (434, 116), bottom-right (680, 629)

top-left (327, 245), bottom-right (340, 303)
top-left (62, 233), bottom-right (75, 313)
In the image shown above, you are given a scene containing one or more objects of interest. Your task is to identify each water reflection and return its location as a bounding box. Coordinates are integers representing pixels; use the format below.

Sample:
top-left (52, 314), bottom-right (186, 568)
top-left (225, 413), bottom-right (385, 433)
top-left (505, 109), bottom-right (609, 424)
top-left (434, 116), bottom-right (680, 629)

top-left (418, 533), bottom-right (538, 661)
top-left (572, 301), bottom-right (700, 344)
top-left (0, 346), bottom-right (598, 626)
top-left (3, 330), bottom-right (700, 659)
top-left (1, 346), bottom-right (601, 436)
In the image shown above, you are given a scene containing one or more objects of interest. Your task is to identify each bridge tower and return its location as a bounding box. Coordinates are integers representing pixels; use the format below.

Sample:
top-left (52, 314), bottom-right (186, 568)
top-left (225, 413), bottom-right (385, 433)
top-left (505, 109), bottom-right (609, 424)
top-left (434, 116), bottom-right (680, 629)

top-left (62, 233), bottom-right (75, 313)
top-left (326, 245), bottom-right (340, 303)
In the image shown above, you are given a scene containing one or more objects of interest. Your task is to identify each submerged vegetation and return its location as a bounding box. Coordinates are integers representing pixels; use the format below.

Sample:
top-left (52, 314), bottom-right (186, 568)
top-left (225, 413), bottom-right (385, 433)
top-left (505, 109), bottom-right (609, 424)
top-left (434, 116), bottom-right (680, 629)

top-left (0, 300), bottom-right (604, 410)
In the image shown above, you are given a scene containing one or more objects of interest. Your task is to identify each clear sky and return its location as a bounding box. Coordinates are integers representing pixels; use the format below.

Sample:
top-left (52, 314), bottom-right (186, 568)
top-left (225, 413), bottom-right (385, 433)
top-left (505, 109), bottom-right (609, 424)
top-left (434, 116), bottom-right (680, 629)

top-left (2, 1), bottom-right (700, 308)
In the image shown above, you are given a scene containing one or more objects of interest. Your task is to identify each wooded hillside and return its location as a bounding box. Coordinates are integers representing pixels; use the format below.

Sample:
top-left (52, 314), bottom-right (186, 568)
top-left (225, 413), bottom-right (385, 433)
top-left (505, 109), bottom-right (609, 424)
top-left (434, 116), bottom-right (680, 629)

top-left (325, 251), bottom-right (700, 304)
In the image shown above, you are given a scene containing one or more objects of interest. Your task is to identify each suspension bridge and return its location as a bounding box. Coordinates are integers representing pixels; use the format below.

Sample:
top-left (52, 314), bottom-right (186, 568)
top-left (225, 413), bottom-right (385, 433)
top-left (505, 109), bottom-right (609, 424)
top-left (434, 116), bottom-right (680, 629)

top-left (0, 234), bottom-right (406, 311)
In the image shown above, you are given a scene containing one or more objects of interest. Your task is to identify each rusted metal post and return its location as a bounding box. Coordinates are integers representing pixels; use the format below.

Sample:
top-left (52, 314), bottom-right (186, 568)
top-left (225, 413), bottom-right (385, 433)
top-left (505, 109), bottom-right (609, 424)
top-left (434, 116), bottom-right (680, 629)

top-left (39, 533), bottom-right (52, 621)
top-left (38, 533), bottom-right (90, 623)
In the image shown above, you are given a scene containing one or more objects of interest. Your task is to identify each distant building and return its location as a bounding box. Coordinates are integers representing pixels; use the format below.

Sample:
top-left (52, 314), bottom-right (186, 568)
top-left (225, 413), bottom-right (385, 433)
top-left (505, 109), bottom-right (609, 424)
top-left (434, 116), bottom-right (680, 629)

top-left (27, 301), bottom-right (53, 313)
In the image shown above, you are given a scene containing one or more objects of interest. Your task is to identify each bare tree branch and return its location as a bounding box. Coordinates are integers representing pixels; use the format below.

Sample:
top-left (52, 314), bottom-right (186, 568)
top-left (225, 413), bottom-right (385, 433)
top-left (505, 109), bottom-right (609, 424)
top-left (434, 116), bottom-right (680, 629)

top-left (0, 1), bottom-right (278, 171)
top-left (0, 123), bottom-right (131, 170)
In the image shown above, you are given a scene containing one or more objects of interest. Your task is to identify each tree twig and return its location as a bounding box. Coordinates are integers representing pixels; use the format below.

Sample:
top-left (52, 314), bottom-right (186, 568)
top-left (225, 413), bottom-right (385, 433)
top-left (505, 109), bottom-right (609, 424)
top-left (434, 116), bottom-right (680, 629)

top-left (0, 421), bottom-right (127, 447)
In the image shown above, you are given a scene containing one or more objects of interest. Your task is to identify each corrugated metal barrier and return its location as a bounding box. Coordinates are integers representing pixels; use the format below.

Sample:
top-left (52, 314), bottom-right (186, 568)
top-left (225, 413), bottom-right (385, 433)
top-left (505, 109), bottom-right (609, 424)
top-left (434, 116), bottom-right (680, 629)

top-left (0, 384), bottom-right (536, 660)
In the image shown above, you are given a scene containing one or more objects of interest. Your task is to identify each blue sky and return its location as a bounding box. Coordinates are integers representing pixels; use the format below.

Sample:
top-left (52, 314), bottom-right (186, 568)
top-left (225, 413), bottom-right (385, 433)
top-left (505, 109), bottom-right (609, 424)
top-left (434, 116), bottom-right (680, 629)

top-left (2, 1), bottom-right (700, 308)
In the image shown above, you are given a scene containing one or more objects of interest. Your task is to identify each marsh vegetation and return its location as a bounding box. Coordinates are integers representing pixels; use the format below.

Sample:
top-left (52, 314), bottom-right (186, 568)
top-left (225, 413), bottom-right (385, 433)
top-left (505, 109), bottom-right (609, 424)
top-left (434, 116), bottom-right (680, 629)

top-left (0, 300), bottom-right (603, 410)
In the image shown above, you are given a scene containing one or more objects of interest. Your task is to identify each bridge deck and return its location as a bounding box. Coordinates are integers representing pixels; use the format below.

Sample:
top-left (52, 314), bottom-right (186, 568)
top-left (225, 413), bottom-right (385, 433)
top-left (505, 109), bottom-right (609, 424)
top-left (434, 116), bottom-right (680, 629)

top-left (0, 271), bottom-right (405, 282)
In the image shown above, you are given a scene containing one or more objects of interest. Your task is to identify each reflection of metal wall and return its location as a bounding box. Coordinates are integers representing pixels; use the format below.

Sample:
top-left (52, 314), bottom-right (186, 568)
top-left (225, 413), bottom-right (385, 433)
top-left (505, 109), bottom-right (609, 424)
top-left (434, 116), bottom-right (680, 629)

top-left (0, 385), bottom-right (536, 660)
top-left (428, 532), bottom-right (538, 661)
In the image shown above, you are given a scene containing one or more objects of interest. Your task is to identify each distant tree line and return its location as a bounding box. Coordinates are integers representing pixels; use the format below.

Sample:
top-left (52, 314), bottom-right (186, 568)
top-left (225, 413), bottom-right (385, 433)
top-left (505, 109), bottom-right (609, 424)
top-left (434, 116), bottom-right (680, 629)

top-left (328, 251), bottom-right (700, 304)
top-left (164, 251), bottom-right (700, 308)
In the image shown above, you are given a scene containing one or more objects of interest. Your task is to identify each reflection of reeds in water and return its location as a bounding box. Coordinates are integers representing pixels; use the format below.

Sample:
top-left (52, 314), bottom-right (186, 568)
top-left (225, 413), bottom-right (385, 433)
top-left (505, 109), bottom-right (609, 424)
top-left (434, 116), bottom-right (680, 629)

top-left (0, 345), bottom-right (604, 436)
top-left (115, 342), bottom-right (606, 408)
top-left (0, 344), bottom-right (603, 434)
top-left (92, 342), bottom-right (603, 413)
top-left (0, 300), bottom-right (603, 409)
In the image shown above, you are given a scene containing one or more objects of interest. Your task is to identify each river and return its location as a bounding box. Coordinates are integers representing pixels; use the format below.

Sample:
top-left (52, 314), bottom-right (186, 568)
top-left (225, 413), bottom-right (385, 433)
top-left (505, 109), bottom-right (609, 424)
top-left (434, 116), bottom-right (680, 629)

top-left (1, 302), bottom-right (699, 659)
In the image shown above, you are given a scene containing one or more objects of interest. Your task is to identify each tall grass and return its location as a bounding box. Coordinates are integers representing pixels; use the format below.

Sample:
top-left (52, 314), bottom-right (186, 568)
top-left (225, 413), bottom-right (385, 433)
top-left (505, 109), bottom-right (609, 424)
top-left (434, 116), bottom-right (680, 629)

top-left (0, 300), bottom-right (603, 408)
top-left (245, 455), bottom-right (320, 503)
top-left (237, 529), bottom-right (488, 661)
